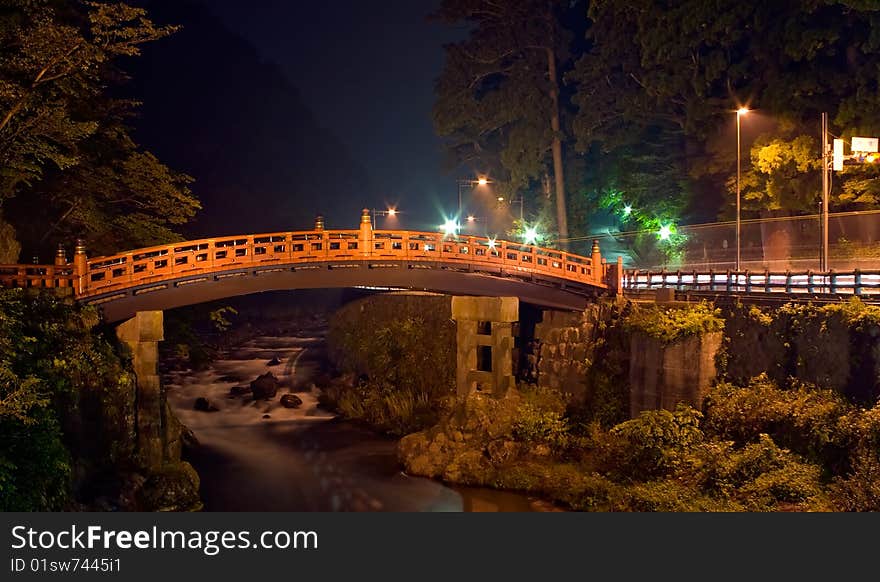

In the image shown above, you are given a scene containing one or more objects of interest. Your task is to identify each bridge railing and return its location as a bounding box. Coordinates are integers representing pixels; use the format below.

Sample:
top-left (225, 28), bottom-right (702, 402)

top-left (624, 268), bottom-right (880, 296)
top-left (0, 264), bottom-right (75, 290)
top-left (1, 225), bottom-right (608, 300)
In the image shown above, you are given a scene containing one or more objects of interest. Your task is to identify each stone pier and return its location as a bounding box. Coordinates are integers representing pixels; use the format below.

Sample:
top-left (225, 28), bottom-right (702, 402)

top-left (115, 310), bottom-right (166, 470)
top-left (451, 296), bottom-right (518, 397)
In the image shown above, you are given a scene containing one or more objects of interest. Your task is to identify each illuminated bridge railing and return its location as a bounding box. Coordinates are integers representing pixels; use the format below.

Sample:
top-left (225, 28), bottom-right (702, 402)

top-left (623, 269), bottom-right (880, 297)
top-left (0, 220), bottom-right (608, 302)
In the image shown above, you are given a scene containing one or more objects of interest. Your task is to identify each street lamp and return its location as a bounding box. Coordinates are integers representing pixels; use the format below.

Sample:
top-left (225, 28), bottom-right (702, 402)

top-left (464, 214), bottom-right (489, 236)
top-left (371, 207), bottom-right (399, 229)
top-left (457, 176), bottom-right (492, 218)
top-left (736, 107), bottom-right (749, 271)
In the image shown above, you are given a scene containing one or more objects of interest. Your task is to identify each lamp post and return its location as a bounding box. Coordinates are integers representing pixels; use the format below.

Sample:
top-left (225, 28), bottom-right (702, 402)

top-left (736, 107), bottom-right (749, 271)
top-left (371, 207), bottom-right (398, 229)
top-left (456, 176), bottom-right (491, 218)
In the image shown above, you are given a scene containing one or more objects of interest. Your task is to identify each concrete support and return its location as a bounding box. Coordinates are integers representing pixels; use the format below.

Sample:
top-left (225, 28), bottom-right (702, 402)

top-left (451, 296), bottom-right (518, 397)
top-left (116, 310), bottom-right (166, 470)
top-left (629, 331), bottom-right (722, 417)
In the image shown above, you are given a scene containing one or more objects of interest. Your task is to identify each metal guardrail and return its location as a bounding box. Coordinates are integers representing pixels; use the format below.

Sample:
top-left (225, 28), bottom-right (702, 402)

top-left (624, 269), bottom-right (880, 297)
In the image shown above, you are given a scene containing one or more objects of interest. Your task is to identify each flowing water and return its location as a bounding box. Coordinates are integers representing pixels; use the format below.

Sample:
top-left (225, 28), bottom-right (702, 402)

top-left (165, 334), bottom-right (554, 512)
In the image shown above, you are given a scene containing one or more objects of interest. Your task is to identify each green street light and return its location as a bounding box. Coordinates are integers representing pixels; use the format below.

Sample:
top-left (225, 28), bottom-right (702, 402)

top-left (658, 224), bottom-right (673, 241)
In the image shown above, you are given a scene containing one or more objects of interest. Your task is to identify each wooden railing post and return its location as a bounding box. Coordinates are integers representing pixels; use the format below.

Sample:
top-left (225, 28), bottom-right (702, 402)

top-left (54, 244), bottom-right (68, 288)
top-left (73, 239), bottom-right (87, 297)
top-left (591, 239), bottom-right (602, 285)
top-left (359, 208), bottom-right (372, 258)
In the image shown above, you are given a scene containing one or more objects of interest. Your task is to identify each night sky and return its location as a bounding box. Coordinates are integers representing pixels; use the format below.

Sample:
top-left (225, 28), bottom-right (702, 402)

top-left (138, 0), bottom-right (466, 233)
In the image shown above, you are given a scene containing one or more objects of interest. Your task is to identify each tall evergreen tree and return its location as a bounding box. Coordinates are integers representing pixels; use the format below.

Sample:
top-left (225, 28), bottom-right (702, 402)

top-left (432, 0), bottom-right (572, 244)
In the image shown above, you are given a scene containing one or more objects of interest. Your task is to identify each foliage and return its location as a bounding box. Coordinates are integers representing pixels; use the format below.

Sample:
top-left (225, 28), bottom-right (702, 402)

top-left (827, 452), bottom-right (880, 511)
top-left (208, 306), bottom-right (238, 334)
top-left (332, 380), bottom-right (445, 437)
top-left (0, 212), bottom-right (20, 263)
top-left (623, 301), bottom-right (724, 344)
top-left (603, 405), bottom-right (703, 481)
top-left (720, 299), bottom-right (880, 402)
top-left (512, 403), bottom-right (570, 449)
top-left (326, 295), bottom-right (455, 434)
top-left (431, 0), bottom-right (575, 239)
top-left (0, 0), bottom-right (199, 256)
top-left (0, 288), bottom-right (141, 510)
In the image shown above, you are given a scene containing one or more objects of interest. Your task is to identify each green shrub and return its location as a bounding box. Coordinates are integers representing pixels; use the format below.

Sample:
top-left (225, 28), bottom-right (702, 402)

top-left (335, 380), bottom-right (447, 436)
top-left (623, 301), bottom-right (724, 344)
top-left (828, 452), bottom-right (880, 511)
top-left (703, 375), bottom-right (851, 472)
top-left (604, 404), bottom-right (703, 480)
top-left (511, 403), bottom-right (570, 448)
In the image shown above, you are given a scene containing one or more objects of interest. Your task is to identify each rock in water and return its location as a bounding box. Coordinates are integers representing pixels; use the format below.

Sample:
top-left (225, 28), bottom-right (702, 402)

top-left (280, 394), bottom-right (303, 408)
top-left (193, 397), bottom-right (219, 412)
top-left (267, 356), bottom-right (282, 367)
top-left (250, 371), bottom-right (279, 399)
top-left (228, 385), bottom-right (251, 396)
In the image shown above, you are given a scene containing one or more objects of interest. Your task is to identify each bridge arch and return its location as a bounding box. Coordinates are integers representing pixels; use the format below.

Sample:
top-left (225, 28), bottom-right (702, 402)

top-left (1, 209), bottom-right (614, 322)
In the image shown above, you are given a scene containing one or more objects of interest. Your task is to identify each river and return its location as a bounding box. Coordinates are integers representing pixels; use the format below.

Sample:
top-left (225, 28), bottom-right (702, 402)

top-left (165, 333), bottom-right (555, 512)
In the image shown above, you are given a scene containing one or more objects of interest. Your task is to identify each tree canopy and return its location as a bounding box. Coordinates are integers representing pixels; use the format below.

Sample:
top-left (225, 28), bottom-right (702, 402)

top-left (433, 0), bottom-right (880, 251)
top-left (0, 0), bottom-right (198, 260)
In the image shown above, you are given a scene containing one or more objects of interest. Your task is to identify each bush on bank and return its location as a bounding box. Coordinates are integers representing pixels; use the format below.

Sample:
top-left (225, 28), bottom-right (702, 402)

top-left (400, 373), bottom-right (880, 511)
top-left (0, 289), bottom-right (199, 511)
top-left (324, 295), bottom-right (456, 436)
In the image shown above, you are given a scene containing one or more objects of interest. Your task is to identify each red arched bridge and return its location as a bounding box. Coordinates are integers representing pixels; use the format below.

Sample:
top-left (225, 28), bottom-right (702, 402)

top-left (0, 210), bottom-right (613, 322)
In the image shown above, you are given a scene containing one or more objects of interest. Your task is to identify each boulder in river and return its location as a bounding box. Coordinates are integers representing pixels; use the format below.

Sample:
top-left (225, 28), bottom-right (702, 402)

top-left (266, 356), bottom-right (282, 367)
top-left (193, 397), bottom-right (219, 412)
top-left (250, 371), bottom-right (279, 399)
top-left (280, 394), bottom-right (303, 408)
top-left (229, 385), bottom-right (251, 396)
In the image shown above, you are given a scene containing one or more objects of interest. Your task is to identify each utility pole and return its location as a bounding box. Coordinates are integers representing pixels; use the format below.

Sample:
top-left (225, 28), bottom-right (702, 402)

top-left (821, 112), bottom-right (830, 272)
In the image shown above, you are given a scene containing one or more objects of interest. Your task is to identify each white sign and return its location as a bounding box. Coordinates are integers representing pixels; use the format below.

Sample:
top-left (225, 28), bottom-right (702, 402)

top-left (851, 136), bottom-right (879, 153)
top-left (833, 139), bottom-right (844, 171)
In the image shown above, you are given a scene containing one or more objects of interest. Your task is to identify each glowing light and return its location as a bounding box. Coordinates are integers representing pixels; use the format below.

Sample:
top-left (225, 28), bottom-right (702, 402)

top-left (477, 177), bottom-right (489, 186)
top-left (487, 238), bottom-right (497, 250)
top-left (737, 107), bottom-right (749, 116)
top-left (867, 153), bottom-right (878, 164)
top-left (524, 226), bottom-right (539, 245)
top-left (497, 196), bottom-right (505, 202)
top-left (658, 224), bottom-right (673, 241)
top-left (442, 219), bottom-right (459, 236)
top-left (387, 208), bottom-right (397, 216)
top-left (467, 215), bottom-right (476, 222)
top-left (623, 205), bottom-right (632, 216)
